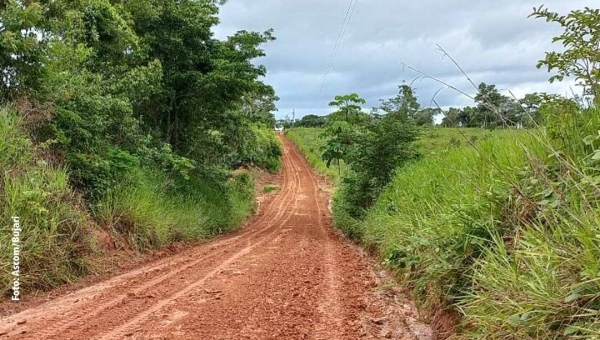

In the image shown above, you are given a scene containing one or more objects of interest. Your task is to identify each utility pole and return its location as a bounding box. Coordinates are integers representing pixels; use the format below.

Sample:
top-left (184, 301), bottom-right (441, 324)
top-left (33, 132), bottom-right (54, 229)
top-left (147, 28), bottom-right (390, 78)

top-left (292, 109), bottom-right (295, 127)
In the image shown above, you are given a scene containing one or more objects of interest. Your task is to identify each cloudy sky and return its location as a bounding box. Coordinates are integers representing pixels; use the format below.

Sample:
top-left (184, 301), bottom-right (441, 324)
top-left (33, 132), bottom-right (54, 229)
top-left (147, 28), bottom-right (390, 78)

top-left (214, 0), bottom-right (594, 119)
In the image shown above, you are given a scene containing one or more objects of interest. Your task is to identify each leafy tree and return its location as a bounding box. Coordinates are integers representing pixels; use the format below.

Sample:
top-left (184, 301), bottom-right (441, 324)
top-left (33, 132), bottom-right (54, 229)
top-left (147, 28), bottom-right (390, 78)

top-left (338, 112), bottom-right (419, 218)
top-left (328, 93), bottom-right (367, 124)
top-left (518, 92), bottom-right (562, 127)
top-left (322, 93), bottom-right (368, 174)
top-left (0, 0), bottom-right (279, 201)
top-left (126, 0), bottom-right (276, 157)
top-left (321, 120), bottom-right (355, 175)
top-left (474, 82), bottom-right (517, 128)
top-left (530, 6), bottom-right (600, 102)
top-left (441, 107), bottom-right (461, 127)
top-left (414, 107), bottom-right (440, 126)
top-left (0, 1), bottom-right (56, 101)
top-left (296, 114), bottom-right (326, 128)
top-left (375, 84), bottom-right (420, 122)
top-left (460, 107), bottom-right (477, 127)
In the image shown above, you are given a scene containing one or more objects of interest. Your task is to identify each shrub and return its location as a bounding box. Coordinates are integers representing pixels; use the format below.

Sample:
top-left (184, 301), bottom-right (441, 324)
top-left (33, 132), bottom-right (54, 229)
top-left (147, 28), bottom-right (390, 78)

top-left (0, 109), bottom-right (90, 293)
top-left (248, 127), bottom-right (282, 172)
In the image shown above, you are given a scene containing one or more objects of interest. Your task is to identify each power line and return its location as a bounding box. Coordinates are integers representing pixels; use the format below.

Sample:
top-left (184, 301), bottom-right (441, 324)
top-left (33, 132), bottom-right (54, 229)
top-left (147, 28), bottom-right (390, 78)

top-left (321, 0), bottom-right (356, 83)
top-left (309, 0), bottom-right (359, 114)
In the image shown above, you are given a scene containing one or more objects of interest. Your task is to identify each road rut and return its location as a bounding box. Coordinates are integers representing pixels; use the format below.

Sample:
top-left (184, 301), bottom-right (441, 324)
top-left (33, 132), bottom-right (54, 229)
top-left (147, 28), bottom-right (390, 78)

top-left (0, 136), bottom-right (431, 340)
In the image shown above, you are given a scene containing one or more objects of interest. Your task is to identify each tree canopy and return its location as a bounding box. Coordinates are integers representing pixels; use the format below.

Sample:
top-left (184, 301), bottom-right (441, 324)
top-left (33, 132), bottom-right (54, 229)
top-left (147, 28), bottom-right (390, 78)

top-left (0, 0), bottom-right (279, 200)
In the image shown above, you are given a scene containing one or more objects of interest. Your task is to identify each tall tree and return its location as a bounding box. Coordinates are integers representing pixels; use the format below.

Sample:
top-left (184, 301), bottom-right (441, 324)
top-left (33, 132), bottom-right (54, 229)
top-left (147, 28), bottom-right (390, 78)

top-left (328, 93), bottom-right (367, 124)
top-left (474, 83), bottom-right (514, 128)
top-left (375, 84), bottom-right (420, 122)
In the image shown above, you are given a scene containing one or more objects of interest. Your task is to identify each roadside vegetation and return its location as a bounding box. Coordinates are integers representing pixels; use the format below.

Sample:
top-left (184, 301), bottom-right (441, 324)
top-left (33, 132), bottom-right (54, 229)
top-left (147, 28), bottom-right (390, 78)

top-left (0, 1), bottom-right (280, 295)
top-left (289, 5), bottom-right (600, 339)
top-left (286, 128), bottom-right (344, 181)
top-left (0, 109), bottom-right (89, 291)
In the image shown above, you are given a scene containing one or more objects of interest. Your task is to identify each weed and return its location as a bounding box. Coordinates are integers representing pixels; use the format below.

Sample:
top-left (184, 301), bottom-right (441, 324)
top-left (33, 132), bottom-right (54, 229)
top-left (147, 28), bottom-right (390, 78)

top-left (263, 184), bottom-right (279, 193)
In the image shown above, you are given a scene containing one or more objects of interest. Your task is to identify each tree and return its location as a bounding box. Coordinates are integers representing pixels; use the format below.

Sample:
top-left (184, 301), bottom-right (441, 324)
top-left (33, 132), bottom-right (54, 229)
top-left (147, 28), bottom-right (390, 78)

top-left (321, 120), bottom-right (355, 175)
top-left (0, 1), bottom-right (58, 101)
top-left (530, 6), bottom-right (600, 102)
top-left (414, 107), bottom-right (440, 126)
top-left (0, 0), bottom-right (279, 200)
top-left (296, 114), bottom-right (326, 128)
top-left (122, 0), bottom-right (277, 157)
top-left (239, 82), bottom-right (279, 126)
top-left (441, 108), bottom-right (461, 127)
top-left (474, 83), bottom-right (516, 128)
top-left (328, 93), bottom-right (367, 124)
top-left (375, 84), bottom-right (420, 122)
top-left (518, 92), bottom-right (562, 127)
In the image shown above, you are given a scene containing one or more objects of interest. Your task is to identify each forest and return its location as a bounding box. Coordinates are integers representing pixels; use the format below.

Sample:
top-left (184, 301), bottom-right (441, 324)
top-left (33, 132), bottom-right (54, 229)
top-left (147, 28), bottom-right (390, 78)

top-left (0, 0), bottom-right (280, 292)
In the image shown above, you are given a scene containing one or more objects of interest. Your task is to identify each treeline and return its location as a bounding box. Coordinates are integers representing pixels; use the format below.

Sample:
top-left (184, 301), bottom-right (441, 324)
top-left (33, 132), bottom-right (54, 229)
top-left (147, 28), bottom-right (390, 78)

top-left (289, 83), bottom-right (574, 130)
top-left (441, 83), bottom-right (568, 128)
top-left (1, 0), bottom-right (280, 292)
top-left (1, 0), bottom-right (280, 199)
top-left (284, 85), bottom-right (437, 128)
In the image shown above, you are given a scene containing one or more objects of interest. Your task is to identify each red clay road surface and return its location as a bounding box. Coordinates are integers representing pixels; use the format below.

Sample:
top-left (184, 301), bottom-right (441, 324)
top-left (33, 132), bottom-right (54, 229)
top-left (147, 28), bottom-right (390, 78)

top-left (0, 136), bottom-right (431, 340)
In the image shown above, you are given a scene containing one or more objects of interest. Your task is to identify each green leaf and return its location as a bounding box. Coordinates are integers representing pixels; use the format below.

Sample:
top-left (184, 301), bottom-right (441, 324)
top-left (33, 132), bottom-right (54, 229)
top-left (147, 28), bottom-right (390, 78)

top-left (564, 293), bottom-right (581, 303)
top-left (583, 135), bottom-right (596, 146)
top-left (506, 315), bottom-right (522, 326)
top-left (564, 326), bottom-right (579, 335)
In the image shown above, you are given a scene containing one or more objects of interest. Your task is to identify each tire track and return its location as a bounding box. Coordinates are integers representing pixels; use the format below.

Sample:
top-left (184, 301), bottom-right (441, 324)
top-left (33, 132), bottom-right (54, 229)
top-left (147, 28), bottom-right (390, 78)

top-left (0, 140), bottom-right (300, 339)
top-left (1, 135), bottom-right (432, 340)
top-left (57, 147), bottom-right (302, 340)
top-left (94, 140), bottom-right (304, 340)
top-left (287, 137), bottom-right (344, 339)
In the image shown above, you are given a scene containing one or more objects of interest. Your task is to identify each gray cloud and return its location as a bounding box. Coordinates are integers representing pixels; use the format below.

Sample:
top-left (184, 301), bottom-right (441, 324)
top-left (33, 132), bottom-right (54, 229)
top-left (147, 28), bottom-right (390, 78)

top-left (214, 0), bottom-right (594, 119)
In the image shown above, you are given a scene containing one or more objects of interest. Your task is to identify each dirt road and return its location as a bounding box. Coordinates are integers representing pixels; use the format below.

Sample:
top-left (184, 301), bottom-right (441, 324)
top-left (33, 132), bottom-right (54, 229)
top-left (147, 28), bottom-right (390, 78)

top-left (0, 137), bottom-right (430, 340)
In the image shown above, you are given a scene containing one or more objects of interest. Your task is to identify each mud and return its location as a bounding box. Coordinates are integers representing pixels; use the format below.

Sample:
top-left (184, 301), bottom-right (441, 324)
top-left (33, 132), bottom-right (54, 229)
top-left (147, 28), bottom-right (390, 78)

top-left (0, 136), bottom-right (431, 340)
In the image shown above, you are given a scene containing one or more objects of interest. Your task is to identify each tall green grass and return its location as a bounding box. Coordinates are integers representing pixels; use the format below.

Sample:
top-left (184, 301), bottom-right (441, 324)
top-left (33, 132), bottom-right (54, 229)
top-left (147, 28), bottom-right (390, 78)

top-left (96, 169), bottom-right (255, 250)
top-left (341, 109), bottom-right (600, 338)
top-left (417, 127), bottom-right (520, 155)
top-left (286, 127), bottom-right (514, 182)
top-left (0, 109), bottom-right (89, 292)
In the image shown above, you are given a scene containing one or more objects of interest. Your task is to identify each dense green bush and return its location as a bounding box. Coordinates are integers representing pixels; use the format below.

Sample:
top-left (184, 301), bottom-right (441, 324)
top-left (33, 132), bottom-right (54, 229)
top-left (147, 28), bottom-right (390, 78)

top-left (0, 108), bottom-right (259, 295)
top-left (243, 127), bottom-right (282, 173)
top-left (0, 0), bottom-right (280, 295)
top-left (335, 117), bottom-right (420, 219)
top-left (0, 109), bottom-right (90, 293)
top-left (1, 0), bottom-right (279, 200)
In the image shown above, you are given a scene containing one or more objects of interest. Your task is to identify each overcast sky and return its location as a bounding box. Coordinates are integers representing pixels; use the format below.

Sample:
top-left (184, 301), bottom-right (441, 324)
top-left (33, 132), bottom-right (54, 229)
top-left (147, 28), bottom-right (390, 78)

top-left (213, 0), bottom-right (595, 119)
